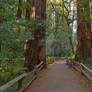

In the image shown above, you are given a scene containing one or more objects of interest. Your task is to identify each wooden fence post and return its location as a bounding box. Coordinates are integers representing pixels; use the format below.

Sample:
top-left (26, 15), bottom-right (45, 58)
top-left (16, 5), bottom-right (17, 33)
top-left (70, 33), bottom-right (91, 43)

top-left (34, 67), bottom-right (38, 75)
top-left (43, 61), bottom-right (47, 68)
top-left (17, 77), bottom-right (24, 90)
top-left (80, 64), bottom-right (84, 75)
top-left (80, 64), bottom-right (83, 74)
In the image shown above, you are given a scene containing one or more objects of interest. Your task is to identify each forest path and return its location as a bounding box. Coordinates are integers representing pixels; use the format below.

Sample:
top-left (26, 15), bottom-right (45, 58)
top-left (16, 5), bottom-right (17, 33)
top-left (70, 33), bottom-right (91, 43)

top-left (25, 60), bottom-right (92, 92)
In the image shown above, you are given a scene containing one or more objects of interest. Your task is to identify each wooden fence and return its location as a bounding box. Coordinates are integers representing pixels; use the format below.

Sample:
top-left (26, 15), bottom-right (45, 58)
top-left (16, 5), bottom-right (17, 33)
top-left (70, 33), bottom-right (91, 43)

top-left (67, 59), bottom-right (92, 82)
top-left (0, 61), bottom-right (44, 92)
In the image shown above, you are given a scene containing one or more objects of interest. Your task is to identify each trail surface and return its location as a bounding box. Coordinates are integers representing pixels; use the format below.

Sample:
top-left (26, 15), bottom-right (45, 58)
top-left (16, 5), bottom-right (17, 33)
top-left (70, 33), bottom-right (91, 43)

top-left (26, 60), bottom-right (92, 92)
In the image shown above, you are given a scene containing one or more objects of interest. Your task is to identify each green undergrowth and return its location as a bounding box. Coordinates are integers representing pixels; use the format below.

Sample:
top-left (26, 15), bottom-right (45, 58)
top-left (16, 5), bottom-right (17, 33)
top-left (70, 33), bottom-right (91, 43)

top-left (68, 55), bottom-right (75, 60)
top-left (46, 56), bottom-right (66, 64)
top-left (84, 62), bottom-right (92, 79)
top-left (84, 69), bottom-right (92, 79)
top-left (84, 58), bottom-right (92, 70)
top-left (46, 56), bottom-right (55, 64)
top-left (85, 63), bottom-right (92, 70)
top-left (0, 57), bottom-right (28, 86)
top-left (3, 72), bottom-right (35, 92)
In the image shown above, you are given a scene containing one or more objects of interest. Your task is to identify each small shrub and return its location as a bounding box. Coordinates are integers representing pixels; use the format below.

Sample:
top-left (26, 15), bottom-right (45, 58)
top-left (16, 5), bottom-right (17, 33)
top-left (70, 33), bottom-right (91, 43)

top-left (46, 56), bottom-right (55, 64)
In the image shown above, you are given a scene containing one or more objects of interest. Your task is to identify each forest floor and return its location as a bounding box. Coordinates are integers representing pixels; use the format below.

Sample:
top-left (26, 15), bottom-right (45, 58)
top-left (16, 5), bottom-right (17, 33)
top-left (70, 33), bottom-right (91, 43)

top-left (25, 60), bottom-right (92, 92)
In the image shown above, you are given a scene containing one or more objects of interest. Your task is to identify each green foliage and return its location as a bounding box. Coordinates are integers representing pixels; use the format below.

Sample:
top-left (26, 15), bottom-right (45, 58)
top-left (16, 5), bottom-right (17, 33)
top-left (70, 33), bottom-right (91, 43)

top-left (0, 0), bottom-right (47, 87)
top-left (68, 55), bottom-right (75, 59)
top-left (0, 0), bottom-right (46, 59)
top-left (46, 0), bottom-right (76, 57)
top-left (46, 56), bottom-right (55, 64)
top-left (0, 20), bottom-right (33, 59)
top-left (0, 58), bottom-right (27, 86)
top-left (0, 0), bottom-right (33, 59)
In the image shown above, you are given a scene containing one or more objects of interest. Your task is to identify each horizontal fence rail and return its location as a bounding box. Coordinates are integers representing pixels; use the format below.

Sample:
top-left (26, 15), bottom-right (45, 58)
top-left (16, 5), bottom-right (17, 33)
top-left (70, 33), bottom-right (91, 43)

top-left (0, 61), bottom-right (44, 92)
top-left (67, 59), bottom-right (92, 83)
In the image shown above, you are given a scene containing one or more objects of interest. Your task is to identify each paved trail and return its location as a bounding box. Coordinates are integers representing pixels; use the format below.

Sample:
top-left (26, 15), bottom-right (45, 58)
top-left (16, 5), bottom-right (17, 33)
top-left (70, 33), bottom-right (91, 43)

top-left (26, 60), bottom-right (92, 92)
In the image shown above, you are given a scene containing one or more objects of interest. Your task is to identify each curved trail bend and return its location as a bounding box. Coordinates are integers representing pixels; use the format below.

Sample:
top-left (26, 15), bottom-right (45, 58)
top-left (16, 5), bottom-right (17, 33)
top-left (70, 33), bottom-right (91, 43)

top-left (26, 60), bottom-right (92, 92)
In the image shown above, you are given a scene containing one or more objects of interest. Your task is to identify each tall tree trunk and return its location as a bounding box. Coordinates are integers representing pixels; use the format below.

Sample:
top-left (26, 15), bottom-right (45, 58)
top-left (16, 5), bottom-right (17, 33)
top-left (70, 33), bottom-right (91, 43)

top-left (16, 0), bottom-right (22, 18)
top-left (24, 0), bottom-right (46, 70)
top-left (0, 19), bottom-right (3, 52)
top-left (69, 37), bottom-right (74, 54)
top-left (0, 0), bottom-right (4, 52)
top-left (75, 0), bottom-right (92, 61)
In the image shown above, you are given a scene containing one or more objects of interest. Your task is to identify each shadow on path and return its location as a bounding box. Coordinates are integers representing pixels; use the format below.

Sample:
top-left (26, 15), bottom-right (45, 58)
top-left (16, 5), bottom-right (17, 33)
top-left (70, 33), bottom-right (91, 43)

top-left (26, 60), bottom-right (92, 92)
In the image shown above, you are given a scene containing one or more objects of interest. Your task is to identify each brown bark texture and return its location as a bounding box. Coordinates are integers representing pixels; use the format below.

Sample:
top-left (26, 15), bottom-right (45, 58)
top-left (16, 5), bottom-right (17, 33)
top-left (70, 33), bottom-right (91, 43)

top-left (75, 0), bottom-right (92, 61)
top-left (24, 0), bottom-right (46, 70)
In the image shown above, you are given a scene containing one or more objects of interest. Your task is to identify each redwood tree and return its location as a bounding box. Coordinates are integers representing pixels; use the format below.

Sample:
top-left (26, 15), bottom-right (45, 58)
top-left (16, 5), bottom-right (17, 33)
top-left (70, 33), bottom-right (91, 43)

top-left (75, 0), bottom-right (92, 61)
top-left (24, 0), bottom-right (46, 70)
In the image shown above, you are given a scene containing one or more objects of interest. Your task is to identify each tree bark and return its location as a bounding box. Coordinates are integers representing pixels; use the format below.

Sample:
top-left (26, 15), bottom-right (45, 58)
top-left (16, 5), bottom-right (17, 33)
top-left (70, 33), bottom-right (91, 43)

top-left (16, 0), bottom-right (22, 18)
top-left (24, 0), bottom-right (46, 70)
top-left (75, 0), bottom-right (92, 61)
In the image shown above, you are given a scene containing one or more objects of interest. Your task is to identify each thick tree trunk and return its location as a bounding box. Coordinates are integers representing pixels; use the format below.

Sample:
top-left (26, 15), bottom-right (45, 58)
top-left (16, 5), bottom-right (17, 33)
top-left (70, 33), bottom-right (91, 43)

top-left (24, 0), bottom-right (46, 70)
top-left (75, 0), bottom-right (92, 61)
